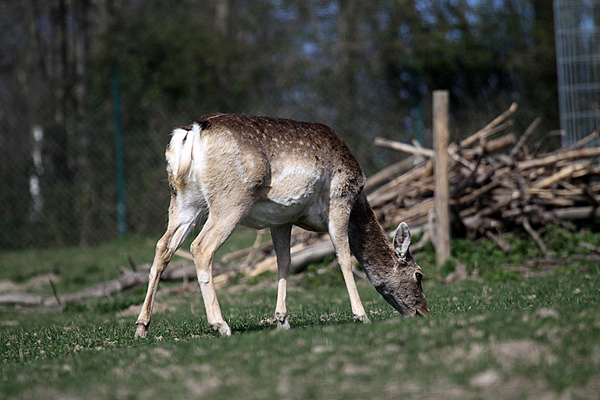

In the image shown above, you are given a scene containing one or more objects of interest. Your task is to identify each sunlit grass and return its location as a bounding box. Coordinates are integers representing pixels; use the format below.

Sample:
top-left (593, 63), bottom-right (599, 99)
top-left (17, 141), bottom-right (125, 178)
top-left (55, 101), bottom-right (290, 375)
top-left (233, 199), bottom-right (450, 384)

top-left (1, 271), bottom-right (599, 399)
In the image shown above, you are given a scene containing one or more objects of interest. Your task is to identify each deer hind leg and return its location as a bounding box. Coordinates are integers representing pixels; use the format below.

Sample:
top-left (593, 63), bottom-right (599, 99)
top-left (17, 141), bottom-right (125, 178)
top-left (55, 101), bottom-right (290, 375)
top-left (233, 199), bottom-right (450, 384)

top-left (328, 203), bottom-right (370, 324)
top-left (271, 224), bottom-right (292, 329)
top-left (190, 206), bottom-right (250, 337)
top-left (135, 199), bottom-right (201, 338)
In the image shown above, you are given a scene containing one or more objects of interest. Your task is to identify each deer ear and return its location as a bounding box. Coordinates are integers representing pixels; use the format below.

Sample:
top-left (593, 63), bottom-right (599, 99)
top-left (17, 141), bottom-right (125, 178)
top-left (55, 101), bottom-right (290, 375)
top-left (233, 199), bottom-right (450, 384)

top-left (393, 222), bottom-right (411, 260)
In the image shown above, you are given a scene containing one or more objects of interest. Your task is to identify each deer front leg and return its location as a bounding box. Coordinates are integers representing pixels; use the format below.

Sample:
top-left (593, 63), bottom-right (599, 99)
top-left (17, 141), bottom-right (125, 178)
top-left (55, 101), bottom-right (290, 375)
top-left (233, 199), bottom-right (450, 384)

top-left (271, 225), bottom-right (292, 330)
top-left (339, 254), bottom-right (370, 324)
top-left (329, 206), bottom-right (370, 324)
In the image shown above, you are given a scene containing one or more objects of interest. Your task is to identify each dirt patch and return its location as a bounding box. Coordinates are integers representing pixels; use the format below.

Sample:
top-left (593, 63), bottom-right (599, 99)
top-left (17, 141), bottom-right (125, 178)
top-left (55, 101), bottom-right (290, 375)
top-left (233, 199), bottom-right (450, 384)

top-left (533, 307), bottom-right (559, 320)
top-left (445, 339), bottom-right (554, 374)
top-left (470, 369), bottom-right (502, 387)
top-left (150, 347), bottom-right (173, 359)
top-left (445, 343), bottom-right (486, 368)
top-left (490, 339), bottom-right (554, 368)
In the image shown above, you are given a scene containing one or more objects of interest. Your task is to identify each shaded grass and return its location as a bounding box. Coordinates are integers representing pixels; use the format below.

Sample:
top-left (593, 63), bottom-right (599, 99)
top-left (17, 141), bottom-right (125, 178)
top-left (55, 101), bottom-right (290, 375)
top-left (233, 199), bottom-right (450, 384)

top-left (0, 236), bottom-right (155, 294)
top-left (0, 227), bottom-right (263, 296)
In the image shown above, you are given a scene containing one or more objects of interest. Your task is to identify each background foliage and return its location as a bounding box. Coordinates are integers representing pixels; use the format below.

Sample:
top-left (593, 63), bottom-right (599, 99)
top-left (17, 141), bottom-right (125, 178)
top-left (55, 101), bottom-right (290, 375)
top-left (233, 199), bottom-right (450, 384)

top-left (0, 0), bottom-right (558, 249)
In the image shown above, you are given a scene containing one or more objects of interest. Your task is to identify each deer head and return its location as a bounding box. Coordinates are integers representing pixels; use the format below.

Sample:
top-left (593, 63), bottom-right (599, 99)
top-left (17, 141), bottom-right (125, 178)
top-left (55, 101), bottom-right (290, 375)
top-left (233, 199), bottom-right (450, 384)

top-left (363, 222), bottom-right (430, 317)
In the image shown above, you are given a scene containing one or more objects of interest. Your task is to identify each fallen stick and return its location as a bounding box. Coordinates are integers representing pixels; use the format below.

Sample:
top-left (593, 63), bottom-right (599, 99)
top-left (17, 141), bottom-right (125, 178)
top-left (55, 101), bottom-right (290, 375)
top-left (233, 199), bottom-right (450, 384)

top-left (485, 231), bottom-right (511, 253)
top-left (551, 206), bottom-right (600, 220)
top-left (364, 156), bottom-right (416, 192)
top-left (510, 117), bottom-right (541, 157)
top-left (517, 147), bottom-right (600, 170)
top-left (0, 293), bottom-right (47, 307)
top-left (374, 137), bottom-right (434, 158)
top-left (532, 162), bottom-right (590, 189)
top-left (240, 229), bottom-right (268, 270)
top-left (559, 129), bottom-right (599, 152)
top-left (462, 133), bottom-right (517, 158)
top-left (521, 217), bottom-right (549, 258)
top-left (220, 241), bottom-right (273, 263)
top-left (175, 249), bottom-right (194, 261)
top-left (460, 102), bottom-right (518, 148)
top-left (248, 239), bottom-right (335, 277)
top-left (367, 163), bottom-right (427, 207)
top-left (458, 171), bottom-right (509, 204)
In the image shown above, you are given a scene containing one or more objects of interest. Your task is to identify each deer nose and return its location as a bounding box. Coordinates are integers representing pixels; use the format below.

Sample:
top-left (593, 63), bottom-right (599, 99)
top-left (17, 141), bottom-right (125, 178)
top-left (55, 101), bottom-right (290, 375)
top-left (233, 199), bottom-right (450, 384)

top-left (416, 307), bottom-right (430, 317)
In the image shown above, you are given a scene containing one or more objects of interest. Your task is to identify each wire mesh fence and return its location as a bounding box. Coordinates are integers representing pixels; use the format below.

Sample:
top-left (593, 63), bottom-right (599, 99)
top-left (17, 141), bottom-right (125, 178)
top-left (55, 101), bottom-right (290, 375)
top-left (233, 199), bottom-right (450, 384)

top-left (554, 0), bottom-right (600, 147)
top-left (0, 88), bottom-right (174, 250)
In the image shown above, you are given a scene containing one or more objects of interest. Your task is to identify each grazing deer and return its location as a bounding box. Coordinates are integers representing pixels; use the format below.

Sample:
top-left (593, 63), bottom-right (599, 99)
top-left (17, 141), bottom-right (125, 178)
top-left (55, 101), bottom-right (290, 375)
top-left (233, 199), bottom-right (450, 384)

top-left (135, 114), bottom-right (429, 338)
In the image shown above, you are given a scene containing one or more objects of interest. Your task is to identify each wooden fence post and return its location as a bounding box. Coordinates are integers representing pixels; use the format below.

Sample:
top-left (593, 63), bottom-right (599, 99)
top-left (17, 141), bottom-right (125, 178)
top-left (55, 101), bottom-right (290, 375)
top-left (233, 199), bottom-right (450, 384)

top-left (433, 90), bottom-right (451, 268)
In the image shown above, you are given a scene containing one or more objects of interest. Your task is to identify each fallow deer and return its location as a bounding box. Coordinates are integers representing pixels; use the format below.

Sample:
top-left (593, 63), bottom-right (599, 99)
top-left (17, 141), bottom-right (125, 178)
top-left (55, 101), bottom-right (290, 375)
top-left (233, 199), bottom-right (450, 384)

top-left (135, 113), bottom-right (429, 338)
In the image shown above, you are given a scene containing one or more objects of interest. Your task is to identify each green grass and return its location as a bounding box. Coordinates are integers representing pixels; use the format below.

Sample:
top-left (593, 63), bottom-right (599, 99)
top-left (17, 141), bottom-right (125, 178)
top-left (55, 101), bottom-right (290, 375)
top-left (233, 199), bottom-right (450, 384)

top-left (1, 226), bottom-right (600, 399)
top-left (0, 236), bottom-right (156, 294)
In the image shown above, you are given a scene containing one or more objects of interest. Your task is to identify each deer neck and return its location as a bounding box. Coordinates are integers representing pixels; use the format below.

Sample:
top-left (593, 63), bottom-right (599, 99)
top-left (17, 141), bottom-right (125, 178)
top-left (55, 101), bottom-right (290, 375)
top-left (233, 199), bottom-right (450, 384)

top-left (348, 192), bottom-right (395, 286)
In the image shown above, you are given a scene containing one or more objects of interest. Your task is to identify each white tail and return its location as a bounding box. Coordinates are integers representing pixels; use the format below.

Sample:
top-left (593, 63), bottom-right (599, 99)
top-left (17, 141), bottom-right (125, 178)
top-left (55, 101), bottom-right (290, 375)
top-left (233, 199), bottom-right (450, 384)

top-left (167, 122), bottom-right (204, 187)
top-left (135, 114), bottom-right (428, 338)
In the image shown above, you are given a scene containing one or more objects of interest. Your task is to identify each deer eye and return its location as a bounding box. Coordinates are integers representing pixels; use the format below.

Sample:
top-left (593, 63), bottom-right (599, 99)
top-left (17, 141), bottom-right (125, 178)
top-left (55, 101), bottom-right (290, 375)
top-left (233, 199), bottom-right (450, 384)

top-left (414, 271), bottom-right (423, 282)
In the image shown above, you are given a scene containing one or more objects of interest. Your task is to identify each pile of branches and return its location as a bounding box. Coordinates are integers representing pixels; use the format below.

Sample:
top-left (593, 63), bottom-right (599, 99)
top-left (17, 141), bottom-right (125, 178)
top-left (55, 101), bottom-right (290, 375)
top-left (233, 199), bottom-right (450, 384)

top-left (372, 103), bottom-right (600, 255)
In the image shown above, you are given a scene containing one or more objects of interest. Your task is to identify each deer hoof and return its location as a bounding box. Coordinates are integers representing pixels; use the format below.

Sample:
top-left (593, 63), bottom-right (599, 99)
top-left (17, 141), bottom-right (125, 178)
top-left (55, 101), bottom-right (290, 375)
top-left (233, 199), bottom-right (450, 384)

top-left (354, 314), bottom-right (371, 324)
top-left (135, 323), bottom-right (149, 338)
top-left (211, 322), bottom-right (232, 337)
top-left (275, 313), bottom-right (290, 330)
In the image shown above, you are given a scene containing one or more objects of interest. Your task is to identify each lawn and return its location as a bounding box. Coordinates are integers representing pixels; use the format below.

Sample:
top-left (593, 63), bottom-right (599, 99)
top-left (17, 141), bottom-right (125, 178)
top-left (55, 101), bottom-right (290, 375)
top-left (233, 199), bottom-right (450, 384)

top-left (1, 227), bottom-right (599, 399)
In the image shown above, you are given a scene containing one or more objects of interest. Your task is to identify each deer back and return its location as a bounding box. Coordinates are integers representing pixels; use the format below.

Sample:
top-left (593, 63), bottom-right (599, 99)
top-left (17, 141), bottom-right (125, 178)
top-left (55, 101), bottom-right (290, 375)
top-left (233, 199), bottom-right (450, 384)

top-left (165, 114), bottom-right (366, 231)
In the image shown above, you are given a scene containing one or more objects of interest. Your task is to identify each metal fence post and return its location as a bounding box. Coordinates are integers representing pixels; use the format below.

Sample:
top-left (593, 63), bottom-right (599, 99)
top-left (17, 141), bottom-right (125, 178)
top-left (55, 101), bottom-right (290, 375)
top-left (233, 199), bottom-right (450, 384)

top-left (112, 66), bottom-right (127, 238)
